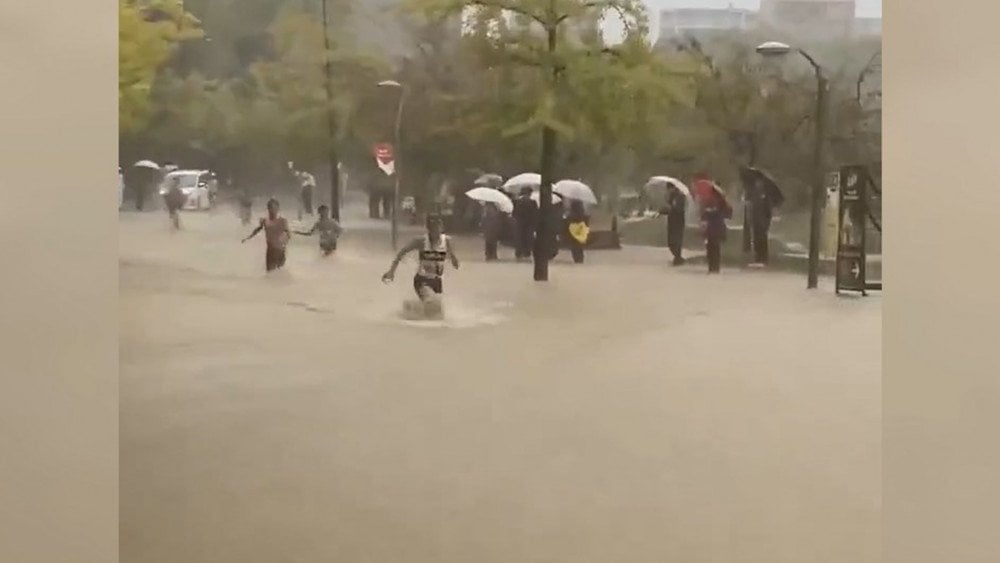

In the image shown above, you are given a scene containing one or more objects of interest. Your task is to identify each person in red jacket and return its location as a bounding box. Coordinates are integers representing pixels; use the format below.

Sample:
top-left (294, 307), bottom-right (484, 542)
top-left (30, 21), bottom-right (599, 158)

top-left (693, 173), bottom-right (732, 274)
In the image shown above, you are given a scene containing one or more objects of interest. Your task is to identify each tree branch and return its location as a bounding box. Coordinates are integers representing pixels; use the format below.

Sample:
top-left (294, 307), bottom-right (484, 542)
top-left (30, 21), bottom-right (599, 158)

top-left (466, 0), bottom-right (549, 28)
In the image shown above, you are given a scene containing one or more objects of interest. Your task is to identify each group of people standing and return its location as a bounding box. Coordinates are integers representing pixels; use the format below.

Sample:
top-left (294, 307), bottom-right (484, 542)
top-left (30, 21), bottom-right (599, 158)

top-left (479, 187), bottom-right (591, 265)
top-left (663, 167), bottom-right (783, 274)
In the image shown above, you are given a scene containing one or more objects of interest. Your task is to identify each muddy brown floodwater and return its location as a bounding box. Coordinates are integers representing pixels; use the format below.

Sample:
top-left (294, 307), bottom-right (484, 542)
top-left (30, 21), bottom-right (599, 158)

top-left (120, 203), bottom-right (881, 563)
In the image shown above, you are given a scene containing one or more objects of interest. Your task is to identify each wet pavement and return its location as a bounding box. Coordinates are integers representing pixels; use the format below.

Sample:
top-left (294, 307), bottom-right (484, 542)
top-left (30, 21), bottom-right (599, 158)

top-left (120, 202), bottom-right (881, 563)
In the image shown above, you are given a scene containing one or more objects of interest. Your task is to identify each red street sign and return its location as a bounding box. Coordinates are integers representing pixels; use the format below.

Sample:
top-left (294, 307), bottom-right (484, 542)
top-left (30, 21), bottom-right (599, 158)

top-left (373, 142), bottom-right (394, 164)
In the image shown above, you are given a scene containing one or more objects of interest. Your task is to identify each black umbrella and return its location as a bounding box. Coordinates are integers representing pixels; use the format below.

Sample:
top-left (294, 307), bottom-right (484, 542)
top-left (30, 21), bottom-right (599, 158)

top-left (744, 166), bottom-right (784, 208)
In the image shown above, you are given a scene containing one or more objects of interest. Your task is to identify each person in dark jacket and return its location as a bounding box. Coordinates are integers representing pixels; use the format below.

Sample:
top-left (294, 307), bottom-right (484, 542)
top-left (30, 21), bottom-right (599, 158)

top-left (512, 187), bottom-right (538, 261)
top-left (661, 184), bottom-right (687, 265)
top-left (694, 174), bottom-right (732, 274)
top-left (740, 166), bottom-right (784, 266)
top-left (544, 195), bottom-right (564, 261)
top-left (481, 202), bottom-right (504, 261)
top-left (565, 199), bottom-right (590, 264)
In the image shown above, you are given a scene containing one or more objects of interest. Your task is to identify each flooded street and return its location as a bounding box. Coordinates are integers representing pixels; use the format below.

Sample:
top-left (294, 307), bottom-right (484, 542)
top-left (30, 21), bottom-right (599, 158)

top-left (120, 204), bottom-right (881, 563)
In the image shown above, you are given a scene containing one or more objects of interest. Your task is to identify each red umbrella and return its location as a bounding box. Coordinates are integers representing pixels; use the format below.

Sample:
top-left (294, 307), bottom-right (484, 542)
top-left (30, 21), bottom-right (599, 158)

top-left (692, 175), bottom-right (720, 206)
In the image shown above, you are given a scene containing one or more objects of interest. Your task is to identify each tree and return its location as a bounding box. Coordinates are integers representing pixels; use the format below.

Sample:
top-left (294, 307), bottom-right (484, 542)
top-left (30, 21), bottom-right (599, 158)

top-left (119, 0), bottom-right (202, 135)
top-left (409, 0), bottom-right (662, 281)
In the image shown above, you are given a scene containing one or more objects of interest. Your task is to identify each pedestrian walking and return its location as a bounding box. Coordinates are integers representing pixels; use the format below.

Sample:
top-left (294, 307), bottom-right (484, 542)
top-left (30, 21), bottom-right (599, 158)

top-left (542, 195), bottom-right (563, 261)
top-left (298, 171), bottom-right (316, 218)
top-left (238, 187), bottom-right (253, 226)
top-left (740, 167), bottom-right (784, 267)
top-left (661, 184), bottom-right (687, 265)
top-left (481, 201), bottom-right (504, 262)
top-left (694, 174), bottom-right (732, 274)
top-left (163, 177), bottom-right (185, 230)
top-left (512, 187), bottom-right (538, 261)
top-left (565, 199), bottom-right (590, 264)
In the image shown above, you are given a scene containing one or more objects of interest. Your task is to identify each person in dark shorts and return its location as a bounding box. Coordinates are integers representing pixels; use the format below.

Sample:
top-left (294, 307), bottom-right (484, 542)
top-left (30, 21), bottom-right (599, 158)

top-left (242, 198), bottom-right (290, 271)
top-left (381, 215), bottom-right (459, 300)
top-left (295, 205), bottom-right (342, 256)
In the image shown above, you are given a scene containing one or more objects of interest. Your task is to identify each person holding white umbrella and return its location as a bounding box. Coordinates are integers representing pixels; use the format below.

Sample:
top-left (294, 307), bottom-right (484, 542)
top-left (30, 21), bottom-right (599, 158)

top-left (553, 179), bottom-right (598, 205)
top-left (565, 199), bottom-right (591, 264)
top-left (465, 186), bottom-right (514, 261)
top-left (131, 160), bottom-right (161, 211)
top-left (654, 181), bottom-right (688, 266)
top-left (503, 172), bottom-right (541, 192)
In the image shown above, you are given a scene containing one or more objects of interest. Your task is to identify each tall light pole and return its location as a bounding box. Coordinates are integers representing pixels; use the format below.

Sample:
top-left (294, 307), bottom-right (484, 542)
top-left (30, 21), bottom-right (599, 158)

top-left (756, 41), bottom-right (828, 289)
top-left (378, 79), bottom-right (405, 249)
top-left (320, 0), bottom-right (341, 220)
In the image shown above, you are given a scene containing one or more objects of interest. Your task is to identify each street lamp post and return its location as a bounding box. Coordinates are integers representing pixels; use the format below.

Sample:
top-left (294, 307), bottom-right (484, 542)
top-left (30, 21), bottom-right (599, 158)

top-left (378, 80), bottom-right (405, 250)
top-left (756, 41), bottom-right (828, 289)
top-left (320, 0), bottom-right (341, 220)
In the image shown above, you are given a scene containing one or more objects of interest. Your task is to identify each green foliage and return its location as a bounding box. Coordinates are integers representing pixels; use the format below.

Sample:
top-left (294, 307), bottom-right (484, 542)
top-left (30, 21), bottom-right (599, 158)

top-left (120, 0), bottom-right (881, 212)
top-left (119, 0), bottom-right (203, 134)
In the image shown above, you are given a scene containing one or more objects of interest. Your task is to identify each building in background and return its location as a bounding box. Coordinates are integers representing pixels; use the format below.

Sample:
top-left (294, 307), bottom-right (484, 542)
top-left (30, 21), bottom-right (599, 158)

top-left (854, 16), bottom-right (882, 37)
top-left (658, 5), bottom-right (757, 42)
top-left (758, 0), bottom-right (856, 40)
top-left (654, 1), bottom-right (879, 44)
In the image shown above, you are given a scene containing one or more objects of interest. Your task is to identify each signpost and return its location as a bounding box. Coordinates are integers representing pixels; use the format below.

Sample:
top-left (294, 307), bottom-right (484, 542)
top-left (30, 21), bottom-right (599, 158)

top-left (822, 170), bottom-right (841, 259)
top-left (835, 164), bottom-right (881, 295)
top-left (373, 142), bottom-right (395, 177)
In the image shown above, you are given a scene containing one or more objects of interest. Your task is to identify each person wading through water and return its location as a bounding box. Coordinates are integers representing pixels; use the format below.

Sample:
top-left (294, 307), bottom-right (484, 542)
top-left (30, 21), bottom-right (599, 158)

top-left (242, 198), bottom-right (291, 272)
top-left (381, 215), bottom-right (460, 303)
top-left (295, 204), bottom-right (342, 257)
top-left (163, 177), bottom-right (185, 230)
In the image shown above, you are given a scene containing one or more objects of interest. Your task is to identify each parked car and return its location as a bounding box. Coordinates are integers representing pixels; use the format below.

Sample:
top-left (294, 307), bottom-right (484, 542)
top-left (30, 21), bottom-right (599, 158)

top-left (158, 170), bottom-right (212, 210)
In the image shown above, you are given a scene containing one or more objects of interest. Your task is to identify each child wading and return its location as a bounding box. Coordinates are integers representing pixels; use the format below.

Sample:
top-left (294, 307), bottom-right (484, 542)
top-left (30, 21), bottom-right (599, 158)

top-left (295, 205), bottom-right (342, 256)
top-left (242, 198), bottom-right (290, 271)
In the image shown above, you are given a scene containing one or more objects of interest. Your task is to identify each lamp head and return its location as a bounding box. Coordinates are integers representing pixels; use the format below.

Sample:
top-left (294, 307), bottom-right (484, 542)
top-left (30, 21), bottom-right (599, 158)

top-left (756, 41), bottom-right (792, 57)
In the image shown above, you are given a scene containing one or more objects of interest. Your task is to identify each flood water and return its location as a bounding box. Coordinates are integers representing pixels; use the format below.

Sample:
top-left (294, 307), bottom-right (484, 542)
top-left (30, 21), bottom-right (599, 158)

top-left (120, 202), bottom-right (881, 563)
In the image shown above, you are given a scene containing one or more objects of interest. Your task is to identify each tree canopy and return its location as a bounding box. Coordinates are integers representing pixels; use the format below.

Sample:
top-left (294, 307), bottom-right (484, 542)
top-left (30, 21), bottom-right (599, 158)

top-left (120, 0), bottom-right (882, 209)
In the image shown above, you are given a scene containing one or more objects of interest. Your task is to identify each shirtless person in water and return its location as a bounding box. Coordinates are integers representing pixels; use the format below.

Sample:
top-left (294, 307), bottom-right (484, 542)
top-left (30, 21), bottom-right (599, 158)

top-left (381, 215), bottom-right (459, 301)
top-left (242, 198), bottom-right (290, 271)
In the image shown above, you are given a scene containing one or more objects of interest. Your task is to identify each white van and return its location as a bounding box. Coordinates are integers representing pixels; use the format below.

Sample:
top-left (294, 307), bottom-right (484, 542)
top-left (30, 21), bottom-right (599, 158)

top-left (158, 170), bottom-right (212, 210)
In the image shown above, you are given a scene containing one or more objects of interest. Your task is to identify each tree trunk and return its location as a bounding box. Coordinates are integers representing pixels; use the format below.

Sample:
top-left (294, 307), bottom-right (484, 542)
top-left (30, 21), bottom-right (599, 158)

top-left (534, 19), bottom-right (559, 282)
top-left (534, 125), bottom-right (556, 281)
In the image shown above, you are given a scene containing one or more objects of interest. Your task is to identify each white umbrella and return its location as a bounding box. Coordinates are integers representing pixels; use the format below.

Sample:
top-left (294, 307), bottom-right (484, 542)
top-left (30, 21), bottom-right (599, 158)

top-left (474, 173), bottom-right (504, 188)
top-left (503, 172), bottom-right (541, 191)
top-left (465, 187), bottom-right (514, 214)
top-left (530, 191), bottom-right (563, 205)
top-left (646, 176), bottom-right (691, 198)
top-left (553, 179), bottom-right (598, 204)
top-left (134, 160), bottom-right (160, 170)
